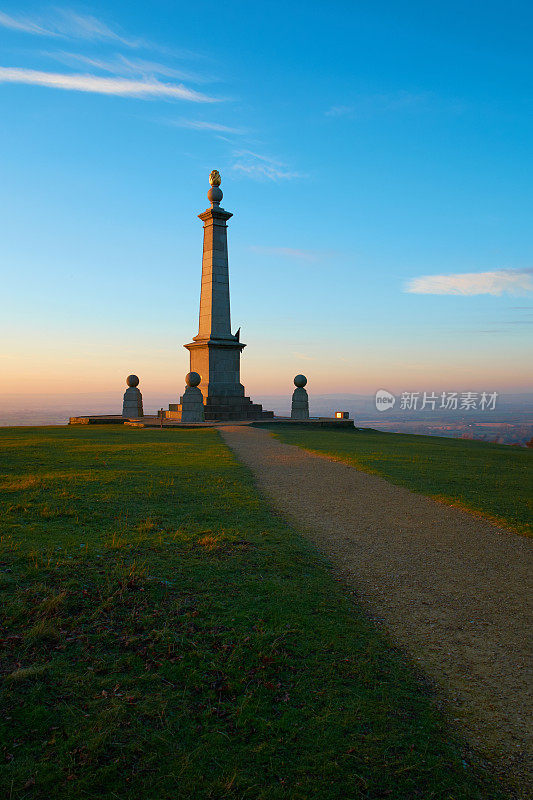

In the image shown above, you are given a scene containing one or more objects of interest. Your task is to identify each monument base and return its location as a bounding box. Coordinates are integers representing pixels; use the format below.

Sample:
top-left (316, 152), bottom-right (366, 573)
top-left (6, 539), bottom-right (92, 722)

top-left (166, 395), bottom-right (273, 421)
top-left (204, 395), bottom-right (273, 421)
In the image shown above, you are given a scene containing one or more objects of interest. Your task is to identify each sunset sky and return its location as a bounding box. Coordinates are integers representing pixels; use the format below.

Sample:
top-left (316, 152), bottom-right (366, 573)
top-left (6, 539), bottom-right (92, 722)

top-left (1, 1), bottom-right (532, 406)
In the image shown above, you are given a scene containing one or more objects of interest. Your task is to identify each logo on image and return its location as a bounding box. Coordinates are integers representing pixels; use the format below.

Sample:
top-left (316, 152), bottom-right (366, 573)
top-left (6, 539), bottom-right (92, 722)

top-left (375, 389), bottom-right (396, 412)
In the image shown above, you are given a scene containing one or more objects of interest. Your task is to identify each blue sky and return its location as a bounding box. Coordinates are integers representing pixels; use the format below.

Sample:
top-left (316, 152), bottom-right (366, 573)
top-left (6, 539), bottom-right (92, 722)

top-left (0, 0), bottom-right (531, 402)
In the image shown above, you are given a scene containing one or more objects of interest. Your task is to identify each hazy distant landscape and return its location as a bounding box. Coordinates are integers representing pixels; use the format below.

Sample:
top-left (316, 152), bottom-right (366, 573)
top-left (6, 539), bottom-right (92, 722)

top-left (2, 391), bottom-right (531, 445)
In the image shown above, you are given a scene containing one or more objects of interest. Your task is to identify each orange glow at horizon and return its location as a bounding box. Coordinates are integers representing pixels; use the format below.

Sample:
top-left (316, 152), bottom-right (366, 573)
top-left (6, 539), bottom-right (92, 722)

top-left (2, 343), bottom-right (532, 398)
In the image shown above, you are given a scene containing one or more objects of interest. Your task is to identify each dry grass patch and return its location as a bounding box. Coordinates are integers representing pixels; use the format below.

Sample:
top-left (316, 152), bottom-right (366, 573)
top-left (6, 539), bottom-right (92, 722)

top-left (197, 533), bottom-right (223, 550)
top-left (5, 664), bottom-right (49, 683)
top-left (1, 475), bottom-right (43, 491)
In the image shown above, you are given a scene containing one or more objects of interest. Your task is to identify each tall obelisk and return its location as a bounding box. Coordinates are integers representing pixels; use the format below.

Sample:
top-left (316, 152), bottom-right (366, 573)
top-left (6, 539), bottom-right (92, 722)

top-left (195, 171), bottom-right (235, 343)
top-left (183, 171), bottom-right (272, 420)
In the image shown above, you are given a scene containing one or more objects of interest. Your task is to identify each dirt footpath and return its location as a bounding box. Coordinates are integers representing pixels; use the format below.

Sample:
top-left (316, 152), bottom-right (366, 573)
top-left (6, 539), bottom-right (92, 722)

top-left (219, 425), bottom-right (532, 797)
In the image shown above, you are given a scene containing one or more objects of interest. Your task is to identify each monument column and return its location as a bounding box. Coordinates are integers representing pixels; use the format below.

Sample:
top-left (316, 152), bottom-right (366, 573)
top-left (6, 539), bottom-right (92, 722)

top-left (196, 175), bottom-right (233, 340)
top-left (185, 170), bottom-right (245, 402)
top-left (176, 171), bottom-right (273, 421)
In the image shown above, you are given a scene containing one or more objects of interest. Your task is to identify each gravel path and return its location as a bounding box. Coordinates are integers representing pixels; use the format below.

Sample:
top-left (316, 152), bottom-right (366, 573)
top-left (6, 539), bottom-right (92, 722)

top-left (219, 425), bottom-right (532, 796)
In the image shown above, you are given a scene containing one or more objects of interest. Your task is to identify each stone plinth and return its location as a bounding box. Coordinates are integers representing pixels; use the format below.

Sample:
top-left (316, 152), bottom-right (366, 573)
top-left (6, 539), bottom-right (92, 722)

top-left (186, 337), bottom-right (245, 402)
top-left (122, 375), bottom-right (143, 417)
top-left (291, 387), bottom-right (309, 419)
top-left (172, 372), bottom-right (205, 422)
top-left (178, 386), bottom-right (205, 422)
top-left (291, 374), bottom-right (309, 420)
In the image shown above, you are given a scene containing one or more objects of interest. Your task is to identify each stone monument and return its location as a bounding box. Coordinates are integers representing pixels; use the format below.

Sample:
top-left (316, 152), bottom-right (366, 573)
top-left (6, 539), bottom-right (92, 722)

top-left (122, 374), bottom-right (143, 418)
top-left (291, 374), bottom-right (309, 420)
top-left (176, 372), bottom-right (205, 422)
top-left (176, 171), bottom-right (273, 421)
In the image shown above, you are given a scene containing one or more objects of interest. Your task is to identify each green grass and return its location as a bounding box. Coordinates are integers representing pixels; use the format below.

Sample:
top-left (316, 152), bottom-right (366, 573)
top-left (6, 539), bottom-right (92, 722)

top-left (260, 425), bottom-right (532, 536)
top-left (0, 425), bottom-right (505, 799)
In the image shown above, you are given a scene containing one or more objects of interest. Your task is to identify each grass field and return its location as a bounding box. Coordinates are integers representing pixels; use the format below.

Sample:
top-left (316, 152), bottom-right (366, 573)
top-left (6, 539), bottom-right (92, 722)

top-left (0, 425), bottom-right (505, 799)
top-left (262, 425), bottom-right (532, 536)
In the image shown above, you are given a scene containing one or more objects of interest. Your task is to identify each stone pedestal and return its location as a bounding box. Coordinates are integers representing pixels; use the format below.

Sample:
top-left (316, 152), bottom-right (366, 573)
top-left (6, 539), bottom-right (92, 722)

top-left (291, 374), bottom-right (309, 419)
top-left (174, 372), bottom-right (205, 422)
top-left (122, 375), bottom-right (143, 418)
top-left (178, 386), bottom-right (205, 422)
top-left (291, 387), bottom-right (309, 419)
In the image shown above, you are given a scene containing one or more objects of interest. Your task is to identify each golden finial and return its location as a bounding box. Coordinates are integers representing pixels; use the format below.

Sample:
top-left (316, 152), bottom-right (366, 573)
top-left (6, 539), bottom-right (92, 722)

top-left (209, 169), bottom-right (221, 187)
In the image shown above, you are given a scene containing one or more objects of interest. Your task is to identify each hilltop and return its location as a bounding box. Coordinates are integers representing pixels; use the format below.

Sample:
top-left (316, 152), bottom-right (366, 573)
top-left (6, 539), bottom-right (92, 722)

top-left (1, 425), bottom-right (530, 799)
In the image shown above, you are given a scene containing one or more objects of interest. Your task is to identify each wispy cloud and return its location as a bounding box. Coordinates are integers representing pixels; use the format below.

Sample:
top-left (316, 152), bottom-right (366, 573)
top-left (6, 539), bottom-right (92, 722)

top-left (0, 10), bottom-right (54, 36)
top-left (232, 150), bottom-right (304, 181)
top-left (325, 91), bottom-right (461, 119)
top-left (173, 119), bottom-right (245, 134)
top-left (250, 246), bottom-right (321, 262)
top-left (325, 104), bottom-right (354, 117)
top-left (405, 269), bottom-right (533, 296)
top-left (0, 67), bottom-right (219, 101)
top-left (45, 52), bottom-right (211, 84)
top-left (0, 9), bottom-right (142, 46)
top-left (55, 10), bottom-right (141, 46)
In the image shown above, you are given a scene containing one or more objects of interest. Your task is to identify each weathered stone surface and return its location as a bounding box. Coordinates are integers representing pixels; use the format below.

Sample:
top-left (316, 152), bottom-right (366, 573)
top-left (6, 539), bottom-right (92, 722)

top-left (122, 385), bottom-right (143, 418)
top-left (291, 386), bottom-right (309, 420)
top-left (178, 385), bottom-right (205, 422)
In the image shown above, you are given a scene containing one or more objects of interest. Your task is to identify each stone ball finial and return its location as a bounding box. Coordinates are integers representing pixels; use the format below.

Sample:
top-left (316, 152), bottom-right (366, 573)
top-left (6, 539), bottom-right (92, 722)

top-left (294, 374), bottom-right (307, 388)
top-left (185, 371), bottom-right (201, 388)
top-left (207, 186), bottom-right (223, 205)
top-left (209, 169), bottom-right (221, 186)
top-left (126, 374), bottom-right (139, 388)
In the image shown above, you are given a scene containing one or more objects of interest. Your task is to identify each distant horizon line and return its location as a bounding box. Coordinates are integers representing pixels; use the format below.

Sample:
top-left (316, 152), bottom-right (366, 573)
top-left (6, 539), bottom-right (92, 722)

top-left (3, 389), bottom-right (533, 398)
